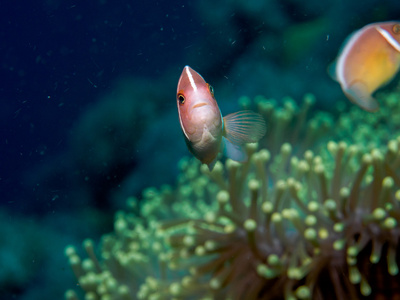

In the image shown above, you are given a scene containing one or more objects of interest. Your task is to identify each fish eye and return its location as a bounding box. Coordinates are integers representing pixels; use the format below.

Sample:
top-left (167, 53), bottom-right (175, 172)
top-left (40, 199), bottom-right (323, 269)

top-left (177, 93), bottom-right (185, 105)
top-left (393, 24), bottom-right (400, 34)
top-left (207, 84), bottom-right (214, 96)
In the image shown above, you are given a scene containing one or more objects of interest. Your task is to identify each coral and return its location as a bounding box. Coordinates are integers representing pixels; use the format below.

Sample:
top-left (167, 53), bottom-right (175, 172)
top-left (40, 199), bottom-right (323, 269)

top-left (65, 93), bottom-right (400, 299)
top-left (332, 87), bottom-right (400, 152)
top-left (0, 210), bottom-right (42, 294)
top-left (0, 208), bottom-right (82, 300)
top-left (68, 77), bottom-right (159, 208)
top-left (70, 77), bottom-right (156, 175)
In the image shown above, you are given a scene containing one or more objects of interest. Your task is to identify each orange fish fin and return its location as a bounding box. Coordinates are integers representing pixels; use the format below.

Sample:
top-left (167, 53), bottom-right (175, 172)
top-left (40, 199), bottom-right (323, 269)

top-left (222, 136), bottom-right (247, 162)
top-left (344, 81), bottom-right (379, 112)
top-left (223, 110), bottom-right (267, 145)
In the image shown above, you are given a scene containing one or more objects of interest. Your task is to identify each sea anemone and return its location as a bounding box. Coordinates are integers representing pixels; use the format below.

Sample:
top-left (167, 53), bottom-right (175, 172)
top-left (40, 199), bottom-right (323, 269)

top-left (65, 92), bottom-right (400, 300)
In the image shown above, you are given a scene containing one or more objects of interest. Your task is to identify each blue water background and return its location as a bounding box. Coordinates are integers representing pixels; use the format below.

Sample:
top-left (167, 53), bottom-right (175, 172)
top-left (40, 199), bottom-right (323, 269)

top-left (1, 0), bottom-right (400, 299)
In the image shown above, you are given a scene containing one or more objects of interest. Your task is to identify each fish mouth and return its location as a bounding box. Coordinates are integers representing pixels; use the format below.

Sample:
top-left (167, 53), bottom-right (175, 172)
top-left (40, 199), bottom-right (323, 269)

top-left (192, 102), bottom-right (208, 109)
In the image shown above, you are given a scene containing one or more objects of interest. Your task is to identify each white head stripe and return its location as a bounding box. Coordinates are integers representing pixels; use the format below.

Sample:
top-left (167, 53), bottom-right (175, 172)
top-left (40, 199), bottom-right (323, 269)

top-left (376, 26), bottom-right (400, 53)
top-left (185, 67), bottom-right (197, 91)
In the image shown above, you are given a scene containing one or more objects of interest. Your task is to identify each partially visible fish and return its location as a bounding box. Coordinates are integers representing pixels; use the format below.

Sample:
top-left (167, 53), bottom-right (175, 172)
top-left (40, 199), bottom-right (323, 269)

top-left (330, 21), bottom-right (400, 111)
top-left (176, 66), bottom-right (266, 170)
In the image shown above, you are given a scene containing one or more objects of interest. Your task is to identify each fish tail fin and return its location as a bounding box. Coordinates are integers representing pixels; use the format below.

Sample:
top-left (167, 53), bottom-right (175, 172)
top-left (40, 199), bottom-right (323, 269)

top-left (223, 110), bottom-right (267, 145)
top-left (222, 136), bottom-right (247, 162)
top-left (345, 81), bottom-right (379, 112)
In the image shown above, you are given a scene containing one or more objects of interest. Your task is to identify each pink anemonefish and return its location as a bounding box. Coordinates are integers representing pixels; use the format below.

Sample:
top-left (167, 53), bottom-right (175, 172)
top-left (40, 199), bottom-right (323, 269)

top-left (176, 66), bottom-right (267, 171)
top-left (330, 21), bottom-right (400, 112)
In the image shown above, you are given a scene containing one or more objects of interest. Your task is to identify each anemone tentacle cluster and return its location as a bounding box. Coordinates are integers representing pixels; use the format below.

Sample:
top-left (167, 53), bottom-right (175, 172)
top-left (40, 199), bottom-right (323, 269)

top-left (66, 92), bottom-right (400, 300)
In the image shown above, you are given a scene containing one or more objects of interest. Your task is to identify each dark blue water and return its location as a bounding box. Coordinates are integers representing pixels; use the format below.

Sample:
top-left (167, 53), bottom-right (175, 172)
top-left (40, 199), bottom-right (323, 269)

top-left (1, 1), bottom-right (203, 211)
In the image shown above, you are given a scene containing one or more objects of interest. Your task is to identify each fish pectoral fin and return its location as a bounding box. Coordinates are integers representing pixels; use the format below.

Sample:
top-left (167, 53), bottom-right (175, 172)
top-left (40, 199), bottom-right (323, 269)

top-left (223, 110), bottom-right (267, 145)
top-left (222, 137), bottom-right (247, 162)
top-left (344, 81), bottom-right (379, 112)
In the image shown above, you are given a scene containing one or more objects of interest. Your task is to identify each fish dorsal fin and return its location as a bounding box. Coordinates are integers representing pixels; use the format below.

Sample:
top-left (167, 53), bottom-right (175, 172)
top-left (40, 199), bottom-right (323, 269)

top-left (344, 81), bottom-right (379, 112)
top-left (222, 136), bottom-right (247, 162)
top-left (223, 110), bottom-right (266, 145)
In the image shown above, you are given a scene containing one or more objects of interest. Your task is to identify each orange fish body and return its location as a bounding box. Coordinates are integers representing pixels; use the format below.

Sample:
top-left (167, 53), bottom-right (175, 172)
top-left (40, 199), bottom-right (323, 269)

top-left (177, 66), bottom-right (223, 165)
top-left (176, 66), bottom-right (266, 170)
top-left (332, 21), bottom-right (400, 111)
